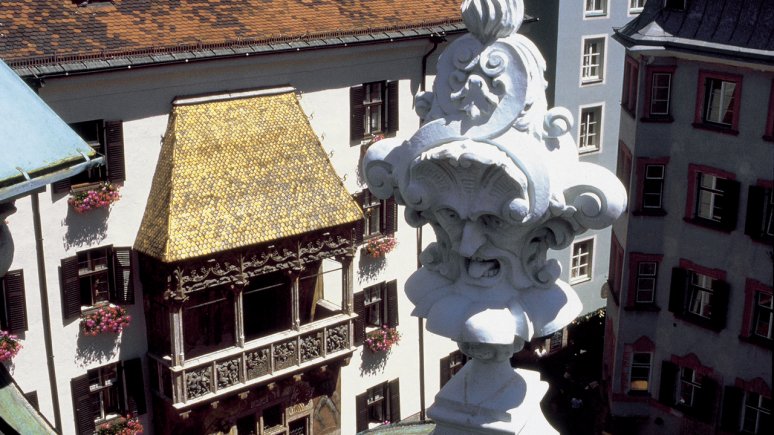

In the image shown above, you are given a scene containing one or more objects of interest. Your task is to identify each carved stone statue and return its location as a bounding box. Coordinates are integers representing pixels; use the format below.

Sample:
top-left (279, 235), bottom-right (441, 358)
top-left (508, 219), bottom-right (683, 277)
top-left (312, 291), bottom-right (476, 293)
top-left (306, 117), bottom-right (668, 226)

top-left (362, 0), bottom-right (626, 433)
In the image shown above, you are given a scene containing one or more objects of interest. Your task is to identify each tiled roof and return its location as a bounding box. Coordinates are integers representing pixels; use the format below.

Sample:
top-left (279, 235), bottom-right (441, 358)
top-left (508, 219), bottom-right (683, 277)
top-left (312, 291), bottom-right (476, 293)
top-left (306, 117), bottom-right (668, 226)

top-left (0, 0), bottom-right (464, 75)
top-left (615, 0), bottom-right (774, 61)
top-left (133, 89), bottom-right (363, 263)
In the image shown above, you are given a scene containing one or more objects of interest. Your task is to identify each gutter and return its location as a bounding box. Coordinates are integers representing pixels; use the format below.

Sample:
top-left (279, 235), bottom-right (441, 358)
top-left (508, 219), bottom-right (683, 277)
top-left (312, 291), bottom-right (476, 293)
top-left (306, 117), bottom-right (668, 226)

top-left (0, 156), bottom-right (104, 203)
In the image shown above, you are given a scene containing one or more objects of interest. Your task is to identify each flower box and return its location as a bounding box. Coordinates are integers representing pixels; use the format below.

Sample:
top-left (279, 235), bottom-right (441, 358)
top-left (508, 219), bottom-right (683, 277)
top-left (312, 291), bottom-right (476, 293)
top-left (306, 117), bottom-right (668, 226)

top-left (365, 236), bottom-right (397, 258)
top-left (96, 416), bottom-right (143, 435)
top-left (0, 330), bottom-right (22, 362)
top-left (80, 305), bottom-right (131, 336)
top-left (365, 326), bottom-right (400, 353)
top-left (68, 182), bottom-right (120, 213)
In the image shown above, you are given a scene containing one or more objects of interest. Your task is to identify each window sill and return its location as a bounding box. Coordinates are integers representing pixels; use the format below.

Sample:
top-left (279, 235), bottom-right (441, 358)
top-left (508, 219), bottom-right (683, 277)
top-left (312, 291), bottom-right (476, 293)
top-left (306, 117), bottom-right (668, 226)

top-left (578, 148), bottom-right (600, 155)
top-left (581, 79), bottom-right (604, 86)
top-left (624, 304), bottom-right (661, 312)
top-left (691, 122), bottom-right (739, 136)
top-left (570, 277), bottom-right (592, 286)
top-left (632, 209), bottom-right (667, 217)
top-left (70, 180), bottom-right (108, 194)
top-left (626, 390), bottom-right (651, 398)
top-left (738, 334), bottom-right (773, 350)
top-left (673, 312), bottom-right (724, 332)
top-left (584, 12), bottom-right (608, 19)
top-left (683, 217), bottom-right (734, 234)
top-left (640, 116), bottom-right (674, 123)
top-left (621, 105), bottom-right (636, 119)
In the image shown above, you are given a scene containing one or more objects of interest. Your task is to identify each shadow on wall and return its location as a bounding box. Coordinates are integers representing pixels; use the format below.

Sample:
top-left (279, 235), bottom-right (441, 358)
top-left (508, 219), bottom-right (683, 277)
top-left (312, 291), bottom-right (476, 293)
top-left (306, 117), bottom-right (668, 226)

top-left (75, 331), bottom-right (120, 367)
top-left (359, 348), bottom-right (391, 376)
top-left (63, 207), bottom-right (109, 250)
top-left (357, 249), bottom-right (387, 284)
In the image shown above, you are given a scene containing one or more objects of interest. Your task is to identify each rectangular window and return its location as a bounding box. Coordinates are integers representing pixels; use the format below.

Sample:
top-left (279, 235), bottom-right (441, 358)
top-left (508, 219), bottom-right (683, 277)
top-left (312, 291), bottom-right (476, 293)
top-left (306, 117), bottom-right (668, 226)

top-left (364, 284), bottom-right (385, 327)
top-left (679, 367), bottom-right (701, 407)
top-left (745, 184), bottom-right (774, 243)
top-left (71, 359), bottom-right (146, 435)
top-left (0, 269), bottom-right (27, 333)
top-left (642, 164), bottom-right (665, 210)
top-left (660, 359), bottom-right (717, 421)
top-left (629, 352), bottom-right (652, 392)
top-left (752, 291), bottom-right (773, 340)
top-left (694, 71), bottom-right (742, 132)
top-left (742, 392), bottom-right (772, 434)
top-left (581, 38), bottom-right (605, 84)
top-left (616, 141), bottom-right (633, 195)
top-left (622, 57), bottom-right (639, 115)
top-left (440, 350), bottom-right (469, 387)
top-left (52, 120), bottom-right (125, 194)
top-left (686, 165), bottom-right (740, 231)
top-left (649, 72), bottom-right (673, 117)
top-left (356, 380), bottom-right (400, 431)
top-left (184, 286), bottom-right (236, 359)
top-left (350, 81), bottom-right (399, 141)
top-left (585, 0), bottom-right (607, 16)
top-left (60, 246), bottom-right (134, 321)
top-left (357, 190), bottom-right (398, 240)
top-left (629, 0), bottom-right (646, 13)
top-left (570, 239), bottom-right (594, 284)
top-left (578, 106), bottom-right (602, 153)
top-left (669, 264), bottom-right (730, 330)
top-left (354, 281), bottom-right (399, 345)
top-left (635, 261), bottom-right (658, 304)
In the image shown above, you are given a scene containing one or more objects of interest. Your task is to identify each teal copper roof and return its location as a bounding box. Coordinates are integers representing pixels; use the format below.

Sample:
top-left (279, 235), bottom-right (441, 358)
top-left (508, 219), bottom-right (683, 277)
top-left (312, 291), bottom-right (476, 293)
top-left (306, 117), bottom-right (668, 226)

top-left (0, 59), bottom-right (101, 201)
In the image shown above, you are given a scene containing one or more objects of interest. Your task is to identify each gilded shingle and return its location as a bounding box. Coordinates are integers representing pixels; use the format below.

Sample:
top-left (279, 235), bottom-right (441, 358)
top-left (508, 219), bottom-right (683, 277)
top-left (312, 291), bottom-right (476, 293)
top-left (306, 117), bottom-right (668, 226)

top-left (134, 89), bottom-right (363, 263)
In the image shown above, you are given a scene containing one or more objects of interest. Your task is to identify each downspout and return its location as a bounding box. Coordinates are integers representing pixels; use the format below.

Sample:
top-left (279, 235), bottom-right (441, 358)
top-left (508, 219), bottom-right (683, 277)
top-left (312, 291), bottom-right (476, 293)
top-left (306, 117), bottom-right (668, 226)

top-left (31, 192), bottom-right (62, 432)
top-left (417, 32), bottom-right (445, 422)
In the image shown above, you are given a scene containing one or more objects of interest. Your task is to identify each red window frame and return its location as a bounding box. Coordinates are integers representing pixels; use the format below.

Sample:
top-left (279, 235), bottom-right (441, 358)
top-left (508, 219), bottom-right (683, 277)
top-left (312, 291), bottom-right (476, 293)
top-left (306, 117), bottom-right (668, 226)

top-left (621, 56), bottom-right (639, 116)
top-left (634, 157), bottom-right (669, 215)
top-left (643, 65), bottom-right (676, 121)
top-left (684, 164), bottom-right (738, 230)
top-left (608, 232), bottom-right (624, 305)
top-left (617, 140), bottom-right (633, 197)
top-left (626, 253), bottom-right (663, 309)
top-left (764, 79), bottom-right (774, 142)
top-left (621, 336), bottom-right (655, 395)
top-left (693, 70), bottom-right (743, 134)
top-left (740, 278), bottom-right (773, 346)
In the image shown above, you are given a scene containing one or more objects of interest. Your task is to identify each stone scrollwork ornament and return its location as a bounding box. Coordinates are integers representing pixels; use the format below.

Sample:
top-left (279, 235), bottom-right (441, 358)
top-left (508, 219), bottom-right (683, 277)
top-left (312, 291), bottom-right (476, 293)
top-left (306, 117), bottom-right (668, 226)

top-left (362, 0), bottom-right (626, 433)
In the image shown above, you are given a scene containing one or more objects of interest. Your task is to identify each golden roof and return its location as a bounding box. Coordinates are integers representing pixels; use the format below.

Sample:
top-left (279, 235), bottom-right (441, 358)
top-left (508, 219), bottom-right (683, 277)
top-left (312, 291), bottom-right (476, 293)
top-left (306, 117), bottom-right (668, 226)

top-left (134, 89), bottom-right (363, 263)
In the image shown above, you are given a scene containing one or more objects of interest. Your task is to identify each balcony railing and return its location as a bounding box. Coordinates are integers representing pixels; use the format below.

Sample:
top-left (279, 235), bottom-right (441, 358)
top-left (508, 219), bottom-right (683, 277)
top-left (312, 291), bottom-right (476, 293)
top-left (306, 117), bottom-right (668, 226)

top-left (148, 314), bottom-right (355, 408)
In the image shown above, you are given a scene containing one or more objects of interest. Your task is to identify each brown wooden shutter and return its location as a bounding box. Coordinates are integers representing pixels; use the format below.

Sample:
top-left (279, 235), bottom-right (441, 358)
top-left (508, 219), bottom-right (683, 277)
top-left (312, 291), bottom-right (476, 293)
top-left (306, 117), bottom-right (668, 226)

top-left (668, 268), bottom-right (687, 315)
top-left (710, 279), bottom-right (730, 330)
top-left (122, 358), bottom-right (147, 415)
top-left (105, 120), bottom-right (126, 183)
top-left (720, 385), bottom-right (744, 431)
top-left (386, 280), bottom-right (399, 328)
top-left (71, 374), bottom-right (96, 435)
top-left (439, 356), bottom-right (451, 387)
top-left (3, 269), bottom-right (27, 333)
top-left (382, 198), bottom-right (398, 235)
top-left (52, 177), bottom-right (72, 194)
top-left (694, 376), bottom-right (718, 422)
top-left (23, 391), bottom-right (39, 411)
top-left (717, 178), bottom-right (740, 231)
top-left (744, 185), bottom-right (766, 239)
top-left (388, 379), bottom-right (401, 423)
top-left (354, 191), bottom-right (366, 245)
top-left (353, 291), bottom-right (366, 346)
top-left (110, 247), bottom-right (134, 305)
top-left (355, 392), bottom-right (368, 432)
top-left (386, 81), bottom-right (399, 134)
top-left (658, 360), bottom-right (678, 405)
top-left (61, 256), bottom-right (82, 321)
top-left (350, 86), bottom-right (365, 141)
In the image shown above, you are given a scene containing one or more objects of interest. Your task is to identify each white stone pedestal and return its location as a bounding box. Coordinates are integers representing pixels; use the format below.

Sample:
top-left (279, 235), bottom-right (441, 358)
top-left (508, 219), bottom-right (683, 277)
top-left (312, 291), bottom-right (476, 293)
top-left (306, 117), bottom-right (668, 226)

top-left (428, 361), bottom-right (557, 435)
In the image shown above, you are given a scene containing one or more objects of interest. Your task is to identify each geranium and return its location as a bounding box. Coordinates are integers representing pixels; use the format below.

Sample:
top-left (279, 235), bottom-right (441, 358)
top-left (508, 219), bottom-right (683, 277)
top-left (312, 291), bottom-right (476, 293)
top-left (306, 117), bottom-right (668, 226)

top-left (68, 182), bottom-right (120, 213)
top-left (364, 326), bottom-right (400, 353)
top-left (80, 305), bottom-right (131, 336)
top-left (95, 416), bottom-right (143, 435)
top-left (365, 236), bottom-right (397, 258)
top-left (0, 330), bottom-right (22, 362)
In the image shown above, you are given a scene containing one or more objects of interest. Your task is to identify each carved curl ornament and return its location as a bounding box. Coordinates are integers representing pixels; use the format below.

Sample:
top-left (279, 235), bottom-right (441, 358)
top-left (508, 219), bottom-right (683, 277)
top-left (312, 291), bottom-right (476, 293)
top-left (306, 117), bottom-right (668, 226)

top-left (362, 0), bottom-right (626, 345)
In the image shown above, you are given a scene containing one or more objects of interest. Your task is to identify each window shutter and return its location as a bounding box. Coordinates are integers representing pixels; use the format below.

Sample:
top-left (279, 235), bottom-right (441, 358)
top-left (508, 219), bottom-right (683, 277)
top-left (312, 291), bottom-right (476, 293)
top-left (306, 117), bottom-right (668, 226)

top-left (440, 356), bottom-right (451, 387)
top-left (710, 279), bottom-right (730, 330)
top-left (122, 358), bottom-right (147, 415)
top-left (353, 291), bottom-right (366, 346)
top-left (658, 360), bottom-right (678, 405)
top-left (3, 269), bottom-right (28, 333)
top-left (355, 392), bottom-right (368, 432)
top-left (110, 247), bottom-right (134, 305)
top-left (668, 268), bottom-right (688, 314)
top-left (717, 178), bottom-right (740, 231)
top-left (350, 86), bottom-right (365, 141)
top-left (388, 379), bottom-right (401, 423)
top-left (720, 385), bottom-right (744, 431)
top-left (694, 376), bottom-right (718, 423)
top-left (386, 280), bottom-right (399, 328)
top-left (71, 374), bottom-right (96, 435)
top-left (744, 185), bottom-right (766, 238)
top-left (105, 120), bottom-right (126, 183)
top-left (386, 81), bottom-right (399, 134)
top-left (382, 198), bottom-right (398, 235)
top-left (52, 177), bottom-right (72, 194)
top-left (354, 192), bottom-right (366, 245)
top-left (61, 256), bottom-right (82, 321)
